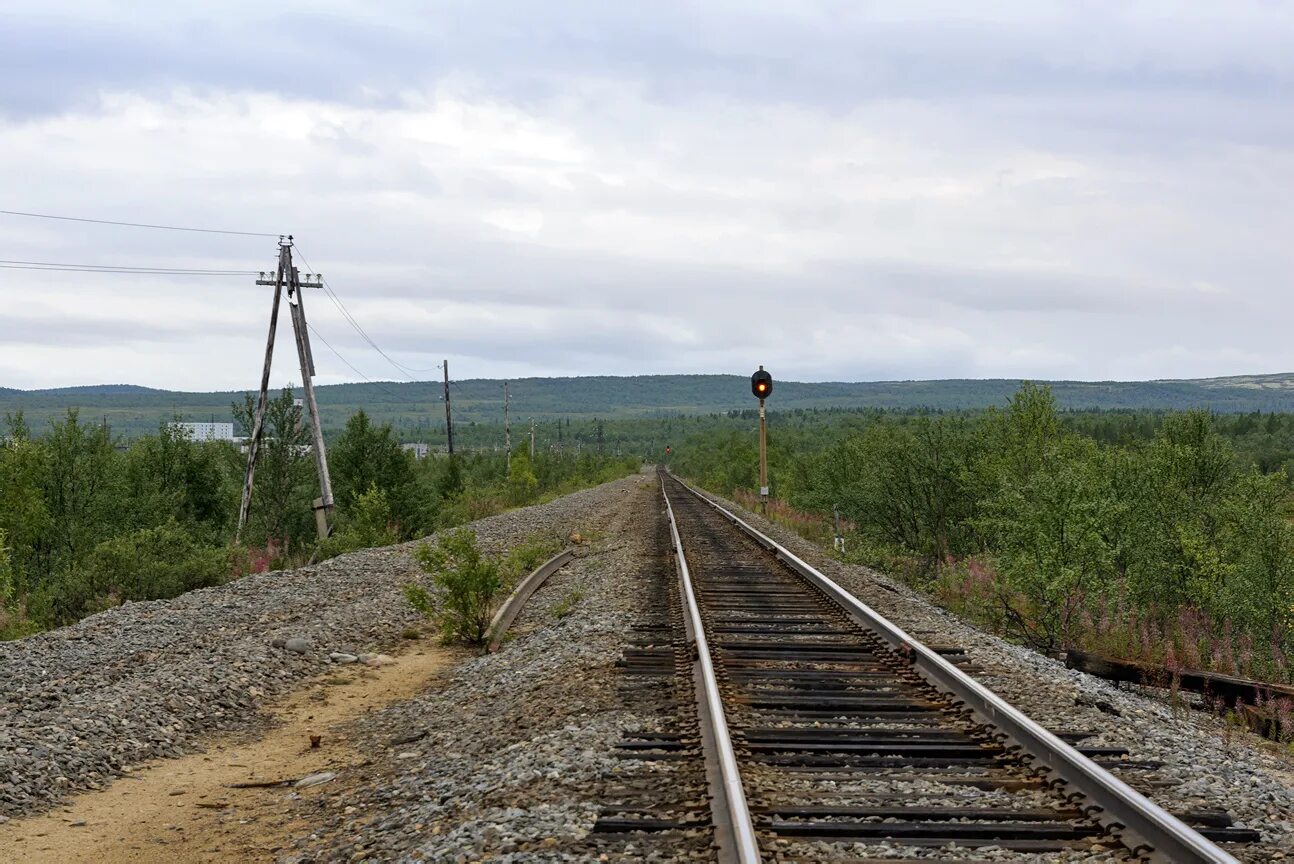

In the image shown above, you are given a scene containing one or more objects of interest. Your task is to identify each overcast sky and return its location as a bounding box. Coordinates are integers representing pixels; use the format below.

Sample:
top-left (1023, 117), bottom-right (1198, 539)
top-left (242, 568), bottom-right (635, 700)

top-left (2, 1), bottom-right (1293, 391)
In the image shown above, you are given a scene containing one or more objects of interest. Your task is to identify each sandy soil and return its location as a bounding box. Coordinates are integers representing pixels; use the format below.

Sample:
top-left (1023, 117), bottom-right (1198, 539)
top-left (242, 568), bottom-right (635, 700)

top-left (0, 636), bottom-right (461, 863)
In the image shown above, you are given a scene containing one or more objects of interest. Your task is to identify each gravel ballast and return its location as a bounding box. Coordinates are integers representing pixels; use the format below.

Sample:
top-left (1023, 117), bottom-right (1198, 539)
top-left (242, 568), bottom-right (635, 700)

top-left (279, 469), bottom-right (700, 863)
top-left (8, 470), bottom-right (1292, 862)
top-left (0, 472), bottom-right (652, 821)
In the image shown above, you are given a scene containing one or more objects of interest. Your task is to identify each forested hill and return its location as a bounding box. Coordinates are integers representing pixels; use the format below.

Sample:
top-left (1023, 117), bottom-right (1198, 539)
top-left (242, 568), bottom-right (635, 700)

top-left (6, 373), bottom-right (1294, 437)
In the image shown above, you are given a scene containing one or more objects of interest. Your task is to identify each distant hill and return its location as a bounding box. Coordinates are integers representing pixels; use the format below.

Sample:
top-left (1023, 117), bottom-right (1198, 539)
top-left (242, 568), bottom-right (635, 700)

top-left (6, 373), bottom-right (1294, 437)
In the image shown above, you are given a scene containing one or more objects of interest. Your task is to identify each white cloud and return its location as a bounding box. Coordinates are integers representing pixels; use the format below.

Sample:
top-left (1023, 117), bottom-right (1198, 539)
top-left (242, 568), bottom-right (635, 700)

top-left (2, 2), bottom-right (1294, 390)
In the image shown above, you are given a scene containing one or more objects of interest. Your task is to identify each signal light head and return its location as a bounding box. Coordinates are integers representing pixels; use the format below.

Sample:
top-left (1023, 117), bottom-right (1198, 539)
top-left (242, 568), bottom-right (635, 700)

top-left (750, 368), bottom-right (773, 399)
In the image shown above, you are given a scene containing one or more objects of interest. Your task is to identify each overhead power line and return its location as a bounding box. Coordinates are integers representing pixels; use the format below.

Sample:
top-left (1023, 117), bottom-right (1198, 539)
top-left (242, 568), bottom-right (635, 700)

top-left (319, 281), bottom-right (430, 378)
top-left (0, 224), bottom-right (428, 392)
top-left (0, 264), bottom-right (255, 276)
top-left (305, 322), bottom-right (409, 401)
top-left (0, 258), bottom-right (258, 275)
top-left (0, 208), bottom-right (278, 238)
top-left (294, 245), bottom-right (439, 379)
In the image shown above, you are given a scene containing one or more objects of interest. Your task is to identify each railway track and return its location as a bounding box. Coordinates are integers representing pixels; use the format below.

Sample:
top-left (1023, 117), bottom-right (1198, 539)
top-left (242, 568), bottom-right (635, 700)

top-left (602, 470), bottom-right (1257, 863)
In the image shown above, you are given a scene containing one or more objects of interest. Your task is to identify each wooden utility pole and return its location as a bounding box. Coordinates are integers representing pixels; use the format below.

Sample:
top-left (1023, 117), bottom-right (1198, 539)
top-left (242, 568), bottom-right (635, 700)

top-left (442, 359), bottom-right (454, 456)
top-left (237, 236), bottom-right (334, 542)
top-left (284, 260), bottom-right (334, 539)
top-left (237, 241), bottom-right (288, 542)
top-left (529, 417), bottom-right (536, 459)
top-left (503, 381), bottom-right (511, 470)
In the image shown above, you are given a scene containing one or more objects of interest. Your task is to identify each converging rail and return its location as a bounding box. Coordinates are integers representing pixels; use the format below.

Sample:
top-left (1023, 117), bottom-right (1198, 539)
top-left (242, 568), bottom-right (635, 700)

top-left (658, 470), bottom-right (1249, 863)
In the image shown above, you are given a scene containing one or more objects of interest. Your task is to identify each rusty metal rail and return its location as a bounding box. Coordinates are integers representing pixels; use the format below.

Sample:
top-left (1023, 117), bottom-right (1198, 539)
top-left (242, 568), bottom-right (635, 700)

top-left (486, 548), bottom-right (575, 653)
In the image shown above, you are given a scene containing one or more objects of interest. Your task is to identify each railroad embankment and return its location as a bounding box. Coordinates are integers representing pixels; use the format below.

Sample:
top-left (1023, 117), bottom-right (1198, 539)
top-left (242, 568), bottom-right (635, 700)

top-left (277, 469), bottom-right (689, 862)
top-left (0, 471), bottom-right (660, 861)
top-left (4, 470), bottom-right (1293, 862)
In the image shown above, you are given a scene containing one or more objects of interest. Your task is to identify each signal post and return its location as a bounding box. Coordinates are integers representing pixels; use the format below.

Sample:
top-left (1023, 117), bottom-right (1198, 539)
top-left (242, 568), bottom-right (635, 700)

top-left (751, 366), bottom-right (772, 515)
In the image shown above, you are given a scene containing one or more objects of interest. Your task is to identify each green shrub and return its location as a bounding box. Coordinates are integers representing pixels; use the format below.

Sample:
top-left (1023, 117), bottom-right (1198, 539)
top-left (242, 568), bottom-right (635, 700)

top-left (315, 483), bottom-right (401, 561)
top-left (413, 529), bottom-right (503, 644)
top-left (0, 529), bottom-right (12, 607)
top-left (32, 523), bottom-right (230, 626)
top-left (840, 536), bottom-right (920, 582)
top-left (432, 493), bottom-right (471, 531)
top-left (0, 531), bottom-right (40, 640)
top-left (0, 601), bottom-right (41, 641)
top-left (402, 583), bottom-right (436, 617)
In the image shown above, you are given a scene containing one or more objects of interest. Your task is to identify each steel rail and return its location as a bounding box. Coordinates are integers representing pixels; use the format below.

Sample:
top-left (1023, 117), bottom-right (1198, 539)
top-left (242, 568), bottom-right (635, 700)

top-left (486, 548), bottom-right (576, 653)
top-left (667, 473), bottom-right (1240, 864)
top-left (661, 477), bottom-right (762, 864)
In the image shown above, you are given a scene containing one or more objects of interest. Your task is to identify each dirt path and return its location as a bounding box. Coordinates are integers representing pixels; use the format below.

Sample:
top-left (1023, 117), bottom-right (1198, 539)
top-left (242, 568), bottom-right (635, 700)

top-left (0, 637), bottom-right (461, 863)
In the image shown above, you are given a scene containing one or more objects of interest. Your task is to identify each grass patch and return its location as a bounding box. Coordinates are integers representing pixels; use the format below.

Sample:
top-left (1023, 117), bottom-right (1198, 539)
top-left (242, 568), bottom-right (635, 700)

top-left (552, 587), bottom-right (585, 620)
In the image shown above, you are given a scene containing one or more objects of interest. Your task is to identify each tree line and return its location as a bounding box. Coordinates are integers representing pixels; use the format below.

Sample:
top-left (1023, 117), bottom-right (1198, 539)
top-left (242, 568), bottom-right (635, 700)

top-left (0, 388), bottom-right (638, 639)
top-left (15, 374), bottom-right (1294, 439)
top-left (670, 385), bottom-right (1294, 683)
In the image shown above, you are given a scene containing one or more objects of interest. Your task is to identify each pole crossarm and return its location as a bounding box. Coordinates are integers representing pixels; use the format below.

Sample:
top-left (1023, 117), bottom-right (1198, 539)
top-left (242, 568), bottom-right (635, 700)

top-left (257, 274), bottom-right (322, 289)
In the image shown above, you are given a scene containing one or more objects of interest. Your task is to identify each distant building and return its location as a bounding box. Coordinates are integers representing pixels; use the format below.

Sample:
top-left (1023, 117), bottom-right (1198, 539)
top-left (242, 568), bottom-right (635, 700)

top-left (172, 421), bottom-right (236, 442)
top-left (401, 442), bottom-right (430, 459)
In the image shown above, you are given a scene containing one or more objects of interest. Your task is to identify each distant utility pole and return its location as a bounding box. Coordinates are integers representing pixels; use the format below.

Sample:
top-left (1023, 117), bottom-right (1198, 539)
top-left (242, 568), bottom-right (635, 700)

top-left (529, 417), bottom-right (536, 459)
top-left (442, 359), bottom-right (454, 456)
top-left (503, 381), bottom-right (511, 471)
top-left (237, 235), bottom-right (334, 542)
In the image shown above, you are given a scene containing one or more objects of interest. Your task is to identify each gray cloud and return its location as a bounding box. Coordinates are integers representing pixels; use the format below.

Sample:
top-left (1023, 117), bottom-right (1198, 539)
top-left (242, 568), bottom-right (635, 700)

top-left (7, 4), bottom-right (1294, 121)
top-left (3, 2), bottom-right (1294, 390)
top-left (0, 311), bottom-right (245, 347)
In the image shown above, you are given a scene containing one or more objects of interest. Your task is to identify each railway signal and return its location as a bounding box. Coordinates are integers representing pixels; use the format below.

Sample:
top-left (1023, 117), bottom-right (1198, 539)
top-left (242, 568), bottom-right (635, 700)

top-left (751, 366), bottom-right (771, 515)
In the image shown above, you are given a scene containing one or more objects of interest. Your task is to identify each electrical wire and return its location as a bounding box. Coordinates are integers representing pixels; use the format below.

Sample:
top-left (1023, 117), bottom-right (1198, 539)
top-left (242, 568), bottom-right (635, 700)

top-left (0, 258), bottom-right (258, 275)
top-left (294, 245), bottom-right (440, 378)
top-left (305, 322), bottom-right (411, 401)
top-left (296, 246), bottom-right (424, 377)
top-left (1, 228), bottom-right (434, 394)
top-left (0, 264), bottom-right (256, 276)
top-left (0, 231), bottom-right (425, 402)
top-left (0, 209), bottom-right (278, 237)
top-left (321, 281), bottom-right (434, 377)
